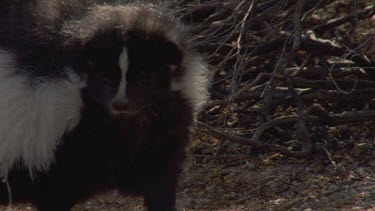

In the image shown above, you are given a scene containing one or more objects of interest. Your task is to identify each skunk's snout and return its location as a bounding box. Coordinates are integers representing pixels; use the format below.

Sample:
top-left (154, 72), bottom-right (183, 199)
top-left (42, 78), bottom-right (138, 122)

top-left (111, 99), bottom-right (129, 112)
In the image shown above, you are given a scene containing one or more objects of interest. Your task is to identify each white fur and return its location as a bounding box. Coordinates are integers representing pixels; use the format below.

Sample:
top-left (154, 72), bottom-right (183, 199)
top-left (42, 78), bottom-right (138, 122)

top-left (110, 47), bottom-right (129, 115)
top-left (0, 49), bottom-right (85, 178)
top-left (114, 47), bottom-right (129, 101)
top-left (171, 55), bottom-right (210, 114)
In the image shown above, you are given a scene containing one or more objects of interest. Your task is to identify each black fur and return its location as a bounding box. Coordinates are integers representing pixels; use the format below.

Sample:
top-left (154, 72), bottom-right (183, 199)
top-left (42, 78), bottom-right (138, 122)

top-left (0, 1), bottom-right (204, 211)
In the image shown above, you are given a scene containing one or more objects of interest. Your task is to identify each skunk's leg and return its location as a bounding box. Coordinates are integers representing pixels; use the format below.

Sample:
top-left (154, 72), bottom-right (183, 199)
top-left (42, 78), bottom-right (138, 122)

top-left (34, 188), bottom-right (75, 211)
top-left (37, 203), bottom-right (74, 211)
top-left (143, 167), bottom-right (178, 211)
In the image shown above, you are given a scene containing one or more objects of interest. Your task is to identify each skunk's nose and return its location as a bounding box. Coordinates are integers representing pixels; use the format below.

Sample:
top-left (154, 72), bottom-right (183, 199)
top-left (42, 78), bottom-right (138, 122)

top-left (112, 100), bottom-right (128, 111)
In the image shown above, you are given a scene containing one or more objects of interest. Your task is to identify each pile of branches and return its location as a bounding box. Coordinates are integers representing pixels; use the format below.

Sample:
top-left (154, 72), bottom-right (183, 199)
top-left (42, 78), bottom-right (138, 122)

top-left (176, 0), bottom-right (375, 157)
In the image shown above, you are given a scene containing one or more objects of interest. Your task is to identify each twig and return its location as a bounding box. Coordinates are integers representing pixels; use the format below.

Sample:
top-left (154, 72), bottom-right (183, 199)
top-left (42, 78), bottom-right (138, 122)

top-left (316, 144), bottom-right (337, 167)
top-left (285, 70), bottom-right (313, 157)
top-left (301, 88), bottom-right (375, 102)
top-left (1, 170), bottom-right (13, 206)
top-left (198, 109), bottom-right (375, 157)
top-left (313, 5), bottom-right (375, 35)
top-left (198, 121), bottom-right (313, 158)
top-left (259, 37), bottom-right (289, 121)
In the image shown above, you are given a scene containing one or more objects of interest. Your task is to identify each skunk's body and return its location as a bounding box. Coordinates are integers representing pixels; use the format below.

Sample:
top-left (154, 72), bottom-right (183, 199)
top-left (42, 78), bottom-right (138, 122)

top-left (0, 1), bottom-right (209, 211)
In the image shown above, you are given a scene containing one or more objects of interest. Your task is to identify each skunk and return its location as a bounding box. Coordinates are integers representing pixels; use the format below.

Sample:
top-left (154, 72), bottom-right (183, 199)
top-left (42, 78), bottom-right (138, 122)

top-left (0, 1), bottom-right (209, 211)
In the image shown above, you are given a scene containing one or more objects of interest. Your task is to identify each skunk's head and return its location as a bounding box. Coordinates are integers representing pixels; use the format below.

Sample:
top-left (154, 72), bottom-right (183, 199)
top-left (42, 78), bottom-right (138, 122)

top-left (73, 5), bottom-right (210, 117)
top-left (83, 30), bottom-right (182, 116)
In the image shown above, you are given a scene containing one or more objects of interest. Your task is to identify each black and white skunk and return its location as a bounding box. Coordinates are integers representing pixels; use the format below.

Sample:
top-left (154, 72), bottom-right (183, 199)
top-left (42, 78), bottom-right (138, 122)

top-left (0, 1), bottom-right (209, 210)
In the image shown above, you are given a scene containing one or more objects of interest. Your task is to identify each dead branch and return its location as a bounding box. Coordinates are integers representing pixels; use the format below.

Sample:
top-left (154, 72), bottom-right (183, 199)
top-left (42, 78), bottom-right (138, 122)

top-left (198, 109), bottom-right (375, 157)
top-left (313, 5), bottom-right (375, 35)
top-left (184, 0), bottom-right (375, 158)
top-left (197, 121), bottom-right (313, 158)
top-left (301, 88), bottom-right (375, 101)
top-left (285, 70), bottom-right (313, 158)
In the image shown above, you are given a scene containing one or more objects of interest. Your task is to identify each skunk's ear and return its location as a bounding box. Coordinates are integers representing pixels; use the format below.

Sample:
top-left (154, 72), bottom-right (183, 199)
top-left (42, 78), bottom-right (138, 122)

top-left (161, 41), bottom-right (184, 75)
top-left (126, 31), bottom-right (183, 73)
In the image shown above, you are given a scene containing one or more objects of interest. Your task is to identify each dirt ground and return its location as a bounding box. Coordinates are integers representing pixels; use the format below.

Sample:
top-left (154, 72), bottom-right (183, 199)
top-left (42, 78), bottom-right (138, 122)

top-left (1, 128), bottom-right (374, 211)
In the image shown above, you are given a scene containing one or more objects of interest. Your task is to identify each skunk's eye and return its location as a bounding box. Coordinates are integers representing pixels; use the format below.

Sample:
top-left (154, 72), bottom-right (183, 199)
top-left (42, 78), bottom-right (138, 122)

top-left (140, 76), bottom-right (151, 85)
top-left (138, 71), bottom-right (151, 84)
top-left (102, 78), bottom-right (112, 86)
top-left (88, 60), bottom-right (95, 67)
top-left (169, 65), bottom-right (179, 73)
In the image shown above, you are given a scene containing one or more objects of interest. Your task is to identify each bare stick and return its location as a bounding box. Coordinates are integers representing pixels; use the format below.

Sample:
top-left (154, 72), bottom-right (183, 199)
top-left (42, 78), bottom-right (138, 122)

top-left (1, 170), bottom-right (13, 206)
top-left (313, 5), bottom-right (375, 35)
top-left (198, 110), bottom-right (375, 157)
top-left (198, 121), bottom-right (313, 158)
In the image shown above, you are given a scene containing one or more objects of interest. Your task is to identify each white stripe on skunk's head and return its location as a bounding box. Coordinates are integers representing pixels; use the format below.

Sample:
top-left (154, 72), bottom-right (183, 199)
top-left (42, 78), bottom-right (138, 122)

top-left (76, 4), bottom-right (210, 118)
top-left (110, 47), bottom-right (130, 115)
top-left (0, 49), bottom-right (85, 178)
